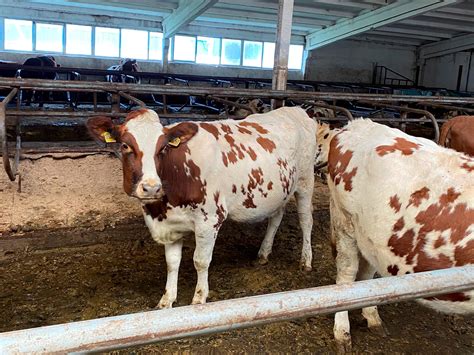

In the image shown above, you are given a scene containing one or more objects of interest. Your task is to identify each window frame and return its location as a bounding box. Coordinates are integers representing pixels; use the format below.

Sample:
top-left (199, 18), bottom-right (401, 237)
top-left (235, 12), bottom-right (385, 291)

top-left (34, 22), bottom-right (64, 53)
top-left (4, 18), bottom-right (34, 52)
top-left (94, 26), bottom-right (121, 58)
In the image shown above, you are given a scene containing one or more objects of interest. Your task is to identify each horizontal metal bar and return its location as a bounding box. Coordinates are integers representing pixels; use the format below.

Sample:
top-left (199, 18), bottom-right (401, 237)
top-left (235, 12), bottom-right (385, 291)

top-left (0, 78), bottom-right (473, 104)
top-left (0, 266), bottom-right (472, 354)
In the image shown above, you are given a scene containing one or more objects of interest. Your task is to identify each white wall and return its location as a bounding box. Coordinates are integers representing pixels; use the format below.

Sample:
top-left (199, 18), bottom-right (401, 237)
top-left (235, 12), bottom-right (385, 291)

top-left (304, 39), bottom-right (417, 83)
top-left (420, 51), bottom-right (473, 92)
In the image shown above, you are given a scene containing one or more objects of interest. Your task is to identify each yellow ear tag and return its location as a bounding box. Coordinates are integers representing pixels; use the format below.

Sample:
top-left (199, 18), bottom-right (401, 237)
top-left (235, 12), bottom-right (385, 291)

top-left (168, 137), bottom-right (181, 147)
top-left (101, 131), bottom-right (116, 143)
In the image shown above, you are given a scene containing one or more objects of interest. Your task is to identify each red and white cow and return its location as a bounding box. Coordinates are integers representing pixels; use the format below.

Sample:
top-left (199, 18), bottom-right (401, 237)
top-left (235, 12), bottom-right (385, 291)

top-left (438, 115), bottom-right (474, 156)
top-left (87, 107), bottom-right (317, 308)
top-left (316, 119), bottom-right (474, 352)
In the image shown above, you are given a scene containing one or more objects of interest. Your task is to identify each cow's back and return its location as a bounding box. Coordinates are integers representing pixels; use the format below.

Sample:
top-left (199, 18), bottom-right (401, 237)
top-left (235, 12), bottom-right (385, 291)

top-left (328, 119), bottom-right (473, 313)
top-left (187, 107), bottom-right (317, 223)
top-left (439, 115), bottom-right (474, 156)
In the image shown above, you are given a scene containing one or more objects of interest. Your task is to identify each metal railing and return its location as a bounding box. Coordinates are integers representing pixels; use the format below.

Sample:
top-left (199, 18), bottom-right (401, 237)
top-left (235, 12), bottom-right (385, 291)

top-left (0, 266), bottom-right (472, 354)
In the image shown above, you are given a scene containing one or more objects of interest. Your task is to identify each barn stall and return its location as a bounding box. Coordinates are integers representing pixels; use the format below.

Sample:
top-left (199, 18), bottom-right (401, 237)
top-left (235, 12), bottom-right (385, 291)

top-left (0, 0), bottom-right (473, 353)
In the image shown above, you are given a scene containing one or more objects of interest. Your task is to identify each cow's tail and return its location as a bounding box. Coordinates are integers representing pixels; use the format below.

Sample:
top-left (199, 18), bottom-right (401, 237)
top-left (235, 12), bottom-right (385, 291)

top-left (438, 119), bottom-right (455, 146)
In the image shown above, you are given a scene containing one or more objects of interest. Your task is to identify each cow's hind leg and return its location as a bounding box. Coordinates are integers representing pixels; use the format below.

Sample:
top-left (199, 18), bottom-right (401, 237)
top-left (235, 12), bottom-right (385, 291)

top-left (358, 256), bottom-right (386, 336)
top-left (158, 239), bottom-right (183, 309)
top-left (257, 207), bottom-right (284, 265)
top-left (295, 176), bottom-right (314, 272)
top-left (331, 200), bottom-right (359, 353)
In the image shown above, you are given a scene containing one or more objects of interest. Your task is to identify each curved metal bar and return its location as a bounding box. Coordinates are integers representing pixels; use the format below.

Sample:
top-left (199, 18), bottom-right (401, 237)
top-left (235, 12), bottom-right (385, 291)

top-left (118, 91), bottom-right (146, 108)
top-left (304, 100), bottom-right (354, 121)
top-left (359, 101), bottom-right (440, 142)
top-left (206, 95), bottom-right (256, 114)
top-left (0, 88), bottom-right (19, 181)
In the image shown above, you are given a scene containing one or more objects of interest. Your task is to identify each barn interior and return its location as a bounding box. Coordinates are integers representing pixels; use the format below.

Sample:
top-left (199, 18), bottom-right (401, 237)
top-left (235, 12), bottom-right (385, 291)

top-left (0, 0), bottom-right (473, 353)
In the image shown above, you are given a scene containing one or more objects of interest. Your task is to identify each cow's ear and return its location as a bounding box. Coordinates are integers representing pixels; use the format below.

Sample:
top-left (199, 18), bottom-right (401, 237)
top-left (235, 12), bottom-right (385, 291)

top-left (86, 116), bottom-right (118, 143)
top-left (164, 122), bottom-right (198, 146)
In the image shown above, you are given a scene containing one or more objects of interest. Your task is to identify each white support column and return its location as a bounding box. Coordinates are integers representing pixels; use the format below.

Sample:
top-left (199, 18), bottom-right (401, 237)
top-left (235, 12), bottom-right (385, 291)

top-left (162, 0), bottom-right (218, 38)
top-left (272, 0), bottom-right (294, 109)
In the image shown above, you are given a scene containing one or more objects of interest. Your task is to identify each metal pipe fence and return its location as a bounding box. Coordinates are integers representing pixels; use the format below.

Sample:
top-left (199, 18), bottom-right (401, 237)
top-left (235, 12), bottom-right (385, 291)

top-left (0, 266), bottom-right (472, 354)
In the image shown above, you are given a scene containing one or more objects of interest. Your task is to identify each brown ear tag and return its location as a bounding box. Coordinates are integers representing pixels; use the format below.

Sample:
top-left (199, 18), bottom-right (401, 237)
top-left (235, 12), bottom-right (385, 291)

top-left (101, 131), bottom-right (116, 143)
top-left (168, 137), bottom-right (181, 147)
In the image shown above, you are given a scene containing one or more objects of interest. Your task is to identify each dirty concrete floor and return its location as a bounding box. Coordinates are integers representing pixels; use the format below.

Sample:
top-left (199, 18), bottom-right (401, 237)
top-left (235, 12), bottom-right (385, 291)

top-left (0, 180), bottom-right (472, 354)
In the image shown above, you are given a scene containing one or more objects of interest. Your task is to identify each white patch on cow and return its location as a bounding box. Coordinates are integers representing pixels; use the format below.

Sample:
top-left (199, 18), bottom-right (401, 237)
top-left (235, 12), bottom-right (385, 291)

top-left (125, 110), bottom-right (163, 196)
top-left (424, 230), bottom-right (454, 259)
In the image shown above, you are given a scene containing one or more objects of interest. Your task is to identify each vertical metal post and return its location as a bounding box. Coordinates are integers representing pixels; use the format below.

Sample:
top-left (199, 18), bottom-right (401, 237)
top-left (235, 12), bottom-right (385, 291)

top-left (271, 0), bottom-right (294, 109)
top-left (111, 93), bottom-right (120, 114)
top-left (163, 38), bottom-right (171, 74)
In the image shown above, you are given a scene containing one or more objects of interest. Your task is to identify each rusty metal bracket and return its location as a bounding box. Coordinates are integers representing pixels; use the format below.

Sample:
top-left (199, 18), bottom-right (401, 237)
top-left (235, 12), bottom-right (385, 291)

top-left (206, 95), bottom-right (256, 114)
top-left (118, 91), bottom-right (146, 108)
top-left (359, 101), bottom-right (440, 142)
top-left (0, 88), bottom-right (19, 181)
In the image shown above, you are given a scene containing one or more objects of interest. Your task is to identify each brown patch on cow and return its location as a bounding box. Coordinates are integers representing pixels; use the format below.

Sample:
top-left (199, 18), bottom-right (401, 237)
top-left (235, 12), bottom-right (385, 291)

top-left (247, 146), bottom-right (257, 160)
top-left (120, 132), bottom-right (143, 195)
top-left (200, 122), bottom-right (220, 140)
top-left (376, 137), bottom-right (421, 157)
top-left (237, 126), bottom-right (252, 135)
top-left (277, 158), bottom-right (296, 195)
top-left (434, 236), bottom-right (446, 249)
top-left (328, 135), bottom-right (358, 192)
top-left (213, 191), bottom-right (226, 229)
top-left (390, 195), bottom-right (401, 213)
top-left (454, 239), bottom-right (474, 266)
top-left (389, 229), bottom-right (415, 257)
top-left (267, 181), bottom-right (273, 190)
top-left (156, 122), bottom-right (206, 208)
top-left (143, 198), bottom-right (170, 221)
top-left (439, 116), bottom-right (474, 156)
top-left (387, 265), bottom-right (399, 275)
top-left (232, 184), bottom-right (237, 194)
top-left (426, 293), bottom-right (470, 302)
top-left (239, 121), bottom-right (269, 134)
top-left (200, 208), bottom-right (209, 222)
top-left (256, 137), bottom-right (276, 153)
top-left (221, 152), bottom-right (229, 167)
top-left (387, 187), bottom-right (474, 273)
top-left (225, 135), bottom-right (245, 160)
top-left (242, 168), bottom-right (265, 209)
top-left (125, 108), bottom-right (150, 121)
top-left (461, 162), bottom-right (474, 172)
top-left (408, 187), bottom-right (430, 207)
top-left (393, 217), bottom-right (405, 232)
top-left (221, 124), bottom-right (233, 134)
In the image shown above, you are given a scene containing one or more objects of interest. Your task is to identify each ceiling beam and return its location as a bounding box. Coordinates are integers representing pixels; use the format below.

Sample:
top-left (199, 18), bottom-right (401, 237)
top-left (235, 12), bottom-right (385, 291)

top-left (401, 19), bottom-right (474, 32)
top-left (305, 0), bottom-right (458, 51)
top-left (380, 25), bottom-right (452, 39)
top-left (162, 0), bottom-right (218, 38)
top-left (310, 0), bottom-right (383, 10)
top-left (369, 30), bottom-right (443, 41)
top-left (419, 33), bottom-right (474, 60)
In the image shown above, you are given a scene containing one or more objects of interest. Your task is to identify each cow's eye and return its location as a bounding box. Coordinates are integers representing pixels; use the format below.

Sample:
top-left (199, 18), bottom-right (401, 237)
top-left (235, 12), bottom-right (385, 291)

top-left (121, 143), bottom-right (132, 153)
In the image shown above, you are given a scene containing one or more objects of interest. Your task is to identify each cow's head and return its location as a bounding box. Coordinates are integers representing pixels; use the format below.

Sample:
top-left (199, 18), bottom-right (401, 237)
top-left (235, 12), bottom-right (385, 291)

top-left (86, 109), bottom-right (199, 202)
top-left (314, 121), bottom-right (336, 170)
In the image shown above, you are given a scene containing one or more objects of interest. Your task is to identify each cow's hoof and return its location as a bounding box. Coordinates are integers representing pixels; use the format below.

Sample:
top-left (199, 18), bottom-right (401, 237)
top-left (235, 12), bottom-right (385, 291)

top-left (335, 336), bottom-right (352, 354)
top-left (368, 323), bottom-right (389, 337)
top-left (301, 264), bottom-right (312, 272)
top-left (256, 255), bottom-right (269, 266)
top-left (191, 297), bottom-right (207, 305)
top-left (157, 296), bottom-right (174, 309)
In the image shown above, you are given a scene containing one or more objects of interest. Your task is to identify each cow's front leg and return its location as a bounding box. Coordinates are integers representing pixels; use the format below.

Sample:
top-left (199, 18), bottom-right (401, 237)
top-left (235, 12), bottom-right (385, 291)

top-left (191, 225), bottom-right (219, 305)
top-left (158, 239), bottom-right (183, 309)
top-left (257, 207), bottom-right (284, 265)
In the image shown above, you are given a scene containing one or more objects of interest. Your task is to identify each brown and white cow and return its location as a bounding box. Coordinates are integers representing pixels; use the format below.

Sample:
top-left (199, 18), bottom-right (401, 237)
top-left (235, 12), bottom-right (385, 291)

top-left (315, 119), bottom-right (473, 352)
top-left (438, 115), bottom-right (474, 156)
top-left (87, 107), bottom-right (317, 308)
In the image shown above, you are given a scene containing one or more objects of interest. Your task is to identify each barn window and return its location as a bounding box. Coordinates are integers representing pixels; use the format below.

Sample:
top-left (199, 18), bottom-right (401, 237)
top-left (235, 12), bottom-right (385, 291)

top-left (121, 29), bottom-right (148, 60)
top-left (196, 36), bottom-right (220, 65)
top-left (262, 42), bottom-right (275, 68)
top-left (288, 44), bottom-right (304, 70)
top-left (66, 24), bottom-right (92, 55)
top-left (148, 32), bottom-right (163, 60)
top-left (95, 27), bottom-right (120, 57)
top-left (4, 19), bottom-right (33, 51)
top-left (174, 35), bottom-right (197, 61)
top-left (36, 23), bottom-right (63, 53)
top-left (221, 39), bottom-right (241, 66)
top-left (243, 41), bottom-right (263, 67)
